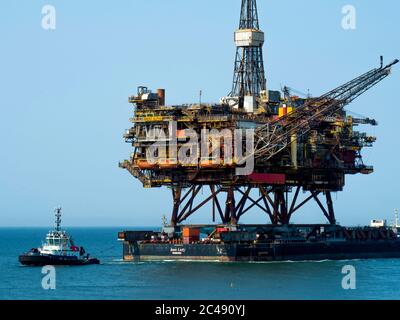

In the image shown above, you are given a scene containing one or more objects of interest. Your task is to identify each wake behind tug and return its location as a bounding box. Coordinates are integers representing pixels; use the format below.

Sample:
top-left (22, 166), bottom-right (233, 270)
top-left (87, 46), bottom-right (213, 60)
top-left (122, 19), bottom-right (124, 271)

top-left (19, 208), bottom-right (100, 266)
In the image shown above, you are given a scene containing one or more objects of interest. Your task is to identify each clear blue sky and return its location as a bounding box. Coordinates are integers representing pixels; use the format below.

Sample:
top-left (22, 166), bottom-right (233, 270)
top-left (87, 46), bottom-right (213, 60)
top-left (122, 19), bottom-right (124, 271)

top-left (0, 0), bottom-right (399, 227)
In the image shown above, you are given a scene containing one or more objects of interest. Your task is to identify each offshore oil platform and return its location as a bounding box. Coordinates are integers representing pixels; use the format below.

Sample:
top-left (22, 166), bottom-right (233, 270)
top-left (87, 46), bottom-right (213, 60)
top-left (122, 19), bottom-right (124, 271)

top-left (118, 0), bottom-right (400, 262)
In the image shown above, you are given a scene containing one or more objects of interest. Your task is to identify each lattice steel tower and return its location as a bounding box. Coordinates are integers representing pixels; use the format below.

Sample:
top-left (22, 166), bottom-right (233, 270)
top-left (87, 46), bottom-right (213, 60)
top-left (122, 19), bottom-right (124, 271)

top-left (231, 0), bottom-right (267, 110)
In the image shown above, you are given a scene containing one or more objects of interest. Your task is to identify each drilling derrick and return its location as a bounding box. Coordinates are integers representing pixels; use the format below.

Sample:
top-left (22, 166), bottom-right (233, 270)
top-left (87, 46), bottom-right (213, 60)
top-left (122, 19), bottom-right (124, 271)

top-left (120, 0), bottom-right (398, 229)
top-left (231, 0), bottom-right (267, 112)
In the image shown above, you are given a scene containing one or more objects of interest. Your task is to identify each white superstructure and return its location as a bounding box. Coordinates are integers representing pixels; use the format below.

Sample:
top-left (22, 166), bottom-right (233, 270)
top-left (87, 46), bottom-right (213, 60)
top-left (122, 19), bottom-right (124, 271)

top-left (38, 207), bottom-right (82, 257)
top-left (370, 219), bottom-right (387, 228)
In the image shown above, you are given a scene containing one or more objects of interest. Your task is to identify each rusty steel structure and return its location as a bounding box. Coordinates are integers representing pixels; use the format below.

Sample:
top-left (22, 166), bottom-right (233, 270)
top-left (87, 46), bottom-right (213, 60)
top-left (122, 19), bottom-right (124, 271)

top-left (120, 0), bottom-right (398, 227)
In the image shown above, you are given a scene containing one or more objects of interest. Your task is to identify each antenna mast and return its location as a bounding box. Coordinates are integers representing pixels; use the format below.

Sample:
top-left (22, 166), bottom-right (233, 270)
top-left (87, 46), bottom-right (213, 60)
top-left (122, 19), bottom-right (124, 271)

top-left (55, 207), bottom-right (62, 231)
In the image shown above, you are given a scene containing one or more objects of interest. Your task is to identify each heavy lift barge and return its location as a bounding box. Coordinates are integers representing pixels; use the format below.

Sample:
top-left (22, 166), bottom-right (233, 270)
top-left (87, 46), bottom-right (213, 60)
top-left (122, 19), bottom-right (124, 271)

top-left (119, 0), bottom-right (400, 262)
top-left (119, 224), bottom-right (400, 262)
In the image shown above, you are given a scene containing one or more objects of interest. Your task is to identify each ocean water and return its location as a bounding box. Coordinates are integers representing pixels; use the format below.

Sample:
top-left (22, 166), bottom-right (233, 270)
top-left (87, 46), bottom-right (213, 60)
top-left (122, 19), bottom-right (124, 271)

top-left (1, 227), bottom-right (400, 300)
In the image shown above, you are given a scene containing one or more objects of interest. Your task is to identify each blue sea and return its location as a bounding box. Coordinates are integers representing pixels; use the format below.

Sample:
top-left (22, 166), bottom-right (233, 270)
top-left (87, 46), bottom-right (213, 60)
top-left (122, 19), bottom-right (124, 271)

top-left (1, 227), bottom-right (400, 300)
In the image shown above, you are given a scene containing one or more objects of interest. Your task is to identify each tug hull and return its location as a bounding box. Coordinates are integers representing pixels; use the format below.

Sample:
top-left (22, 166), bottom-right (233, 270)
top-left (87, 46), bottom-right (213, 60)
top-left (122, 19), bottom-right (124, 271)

top-left (19, 253), bottom-right (100, 266)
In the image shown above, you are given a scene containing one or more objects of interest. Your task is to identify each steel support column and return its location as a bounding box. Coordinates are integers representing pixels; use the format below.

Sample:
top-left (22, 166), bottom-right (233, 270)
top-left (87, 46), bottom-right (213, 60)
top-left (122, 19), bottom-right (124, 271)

top-left (326, 191), bottom-right (336, 225)
top-left (170, 187), bottom-right (182, 226)
top-left (170, 185), bottom-right (338, 226)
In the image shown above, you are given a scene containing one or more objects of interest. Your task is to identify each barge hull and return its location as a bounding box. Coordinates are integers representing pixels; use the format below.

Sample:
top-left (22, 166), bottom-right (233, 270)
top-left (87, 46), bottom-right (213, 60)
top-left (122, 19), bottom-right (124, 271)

top-left (122, 241), bottom-right (400, 262)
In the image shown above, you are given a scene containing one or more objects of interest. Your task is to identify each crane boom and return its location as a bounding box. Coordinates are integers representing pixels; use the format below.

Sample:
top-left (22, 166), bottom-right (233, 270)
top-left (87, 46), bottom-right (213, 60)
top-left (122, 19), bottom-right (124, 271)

top-left (253, 59), bottom-right (399, 161)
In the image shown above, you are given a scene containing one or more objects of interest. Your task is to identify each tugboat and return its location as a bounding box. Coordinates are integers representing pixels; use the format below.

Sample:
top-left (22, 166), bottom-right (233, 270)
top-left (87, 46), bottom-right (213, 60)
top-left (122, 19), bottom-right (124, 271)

top-left (19, 208), bottom-right (100, 266)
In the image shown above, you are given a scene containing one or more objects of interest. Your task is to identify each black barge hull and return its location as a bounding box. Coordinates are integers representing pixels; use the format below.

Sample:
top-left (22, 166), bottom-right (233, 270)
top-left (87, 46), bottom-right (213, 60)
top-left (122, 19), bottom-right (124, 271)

top-left (120, 225), bottom-right (400, 262)
top-left (122, 241), bottom-right (400, 262)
